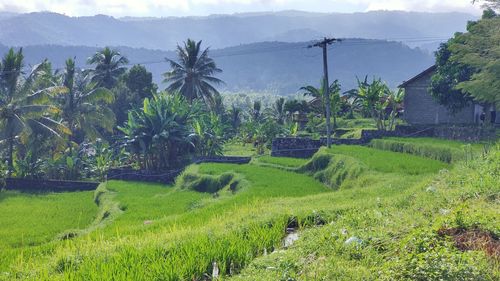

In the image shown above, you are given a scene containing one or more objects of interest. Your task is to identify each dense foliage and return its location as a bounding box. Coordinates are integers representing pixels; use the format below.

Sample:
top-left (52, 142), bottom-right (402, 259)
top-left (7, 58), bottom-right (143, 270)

top-left (119, 93), bottom-right (200, 170)
top-left (430, 8), bottom-right (500, 117)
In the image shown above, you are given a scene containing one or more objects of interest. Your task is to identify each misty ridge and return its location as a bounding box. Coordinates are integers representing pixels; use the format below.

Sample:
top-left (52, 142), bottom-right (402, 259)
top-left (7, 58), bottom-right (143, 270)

top-left (0, 10), bottom-right (476, 94)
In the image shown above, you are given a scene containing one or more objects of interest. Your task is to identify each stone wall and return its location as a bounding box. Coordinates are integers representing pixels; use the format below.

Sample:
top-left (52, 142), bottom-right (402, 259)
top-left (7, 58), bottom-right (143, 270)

top-left (271, 125), bottom-right (496, 158)
top-left (272, 131), bottom-right (389, 158)
top-left (432, 126), bottom-right (496, 142)
top-left (195, 156), bottom-right (251, 164)
top-left (107, 157), bottom-right (251, 184)
top-left (3, 178), bottom-right (99, 192)
top-left (106, 168), bottom-right (183, 184)
top-left (271, 138), bottom-right (322, 158)
top-left (395, 125), bottom-right (496, 142)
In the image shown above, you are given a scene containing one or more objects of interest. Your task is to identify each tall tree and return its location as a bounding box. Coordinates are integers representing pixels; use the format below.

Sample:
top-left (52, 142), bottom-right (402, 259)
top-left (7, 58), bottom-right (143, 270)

top-left (112, 65), bottom-right (156, 126)
top-left (163, 39), bottom-right (223, 109)
top-left (429, 41), bottom-right (474, 113)
top-left (58, 58), bottom-right (115, 145)
top-left (473, 0), bottom-right (500, 11)
top-left (87, 47), bottom-right (129, 89)
top-left (449, 10), bottom-right (500, 110)
top-left (0, 48), bottom-right (66, 175)
top-left (123, 64), bottom-right (156, 100)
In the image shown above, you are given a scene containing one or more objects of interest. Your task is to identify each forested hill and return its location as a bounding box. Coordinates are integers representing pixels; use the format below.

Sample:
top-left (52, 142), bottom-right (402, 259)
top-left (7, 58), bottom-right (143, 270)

top-left (0, 39), bottom-right (433, 94)
top-left (0, 10), bottom-right (475, 51)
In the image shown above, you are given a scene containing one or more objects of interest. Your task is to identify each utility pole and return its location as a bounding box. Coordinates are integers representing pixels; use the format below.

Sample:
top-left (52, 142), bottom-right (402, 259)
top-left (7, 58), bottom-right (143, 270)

top-left (309, 37), bottom-right (340, 148)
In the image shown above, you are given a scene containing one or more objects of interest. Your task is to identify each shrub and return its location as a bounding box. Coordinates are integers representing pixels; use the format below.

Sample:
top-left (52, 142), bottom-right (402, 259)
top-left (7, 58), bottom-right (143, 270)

top-left (382, 230), bottom-right (491, 281)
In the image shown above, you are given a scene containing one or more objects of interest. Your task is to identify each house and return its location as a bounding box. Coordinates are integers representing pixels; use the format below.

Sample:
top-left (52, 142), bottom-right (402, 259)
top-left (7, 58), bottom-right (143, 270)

top-left (398, 65), bottom-right (485, 125)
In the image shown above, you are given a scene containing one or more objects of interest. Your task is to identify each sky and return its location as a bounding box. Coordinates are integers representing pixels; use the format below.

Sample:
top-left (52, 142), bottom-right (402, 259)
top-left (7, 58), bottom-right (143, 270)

top-left (0, 0), bottom-right (483, 17)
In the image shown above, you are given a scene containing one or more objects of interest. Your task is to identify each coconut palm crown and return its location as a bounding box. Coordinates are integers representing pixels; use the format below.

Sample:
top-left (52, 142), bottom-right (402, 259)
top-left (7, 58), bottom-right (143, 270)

top-left (163, 39), bottom-right (223, 109)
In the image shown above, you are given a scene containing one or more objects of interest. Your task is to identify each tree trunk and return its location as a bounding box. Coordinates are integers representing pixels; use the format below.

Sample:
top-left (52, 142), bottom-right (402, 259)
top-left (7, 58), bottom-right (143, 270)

top-left (7, 133), bottom-right (14, 177)
top-left (484, 104), bottom-right (492, 125)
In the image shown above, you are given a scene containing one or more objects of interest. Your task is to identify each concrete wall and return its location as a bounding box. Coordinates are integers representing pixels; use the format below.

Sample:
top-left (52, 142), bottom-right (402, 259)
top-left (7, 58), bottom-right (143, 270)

top-left (403, 70), bottom-right (475, 125)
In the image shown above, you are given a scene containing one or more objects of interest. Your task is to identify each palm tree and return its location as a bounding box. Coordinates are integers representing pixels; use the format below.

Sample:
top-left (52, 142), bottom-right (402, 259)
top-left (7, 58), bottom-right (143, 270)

top-left (163, 39), bottom-right (223, 109)
top-left (229, 104), bottom-right (242, 131)
top-left (249, 100), bottom-right (262, 123)
top-left (58, 58), bottom-right (115, 146)
top-left (266, 97), bottom-right (287, 125)
top-left (87, 47), bottom-right (129, 89)
top-left (0, 48), bottom-right (67, 175)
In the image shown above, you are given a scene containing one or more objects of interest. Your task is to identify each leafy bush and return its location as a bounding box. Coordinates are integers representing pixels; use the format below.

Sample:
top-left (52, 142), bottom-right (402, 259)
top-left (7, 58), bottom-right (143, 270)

top-left (382, 230), bottom-right (491, 281)
top-left (370, 138), bottom-right (461, 163)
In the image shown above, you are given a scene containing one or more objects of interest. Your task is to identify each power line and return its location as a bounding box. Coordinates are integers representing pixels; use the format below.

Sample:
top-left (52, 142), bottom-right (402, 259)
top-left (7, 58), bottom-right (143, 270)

top-left (0, 36), bottom-right (449, 74)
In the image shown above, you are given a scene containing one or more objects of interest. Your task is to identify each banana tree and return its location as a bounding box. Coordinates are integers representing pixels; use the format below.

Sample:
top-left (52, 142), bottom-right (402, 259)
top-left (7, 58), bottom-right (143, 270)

top-left (193, 113), bottom-right (227, 156)
top-left (352, 77), bottom-right (392, 130)
top-left (387, 88), bottom-right (405, 131)
top-left (301, 79), bottom-right (341, 129)
top-left (119, 93), bottom-right (200, 170)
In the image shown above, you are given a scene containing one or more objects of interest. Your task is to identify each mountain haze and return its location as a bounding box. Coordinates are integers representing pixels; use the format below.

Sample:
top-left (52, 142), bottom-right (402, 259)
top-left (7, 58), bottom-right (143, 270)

top-left (0, 39), bottom-right (433, 94)
top-left (0, 11), bottom-right (476, 51)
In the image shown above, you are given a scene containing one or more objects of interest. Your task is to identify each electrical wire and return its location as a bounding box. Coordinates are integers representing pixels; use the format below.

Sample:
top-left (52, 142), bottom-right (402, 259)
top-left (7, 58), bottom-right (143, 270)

top-left (0, 36), bottom-right (449, 74)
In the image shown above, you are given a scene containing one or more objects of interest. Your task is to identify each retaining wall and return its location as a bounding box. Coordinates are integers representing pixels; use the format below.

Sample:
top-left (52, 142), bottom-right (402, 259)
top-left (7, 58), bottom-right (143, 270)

top-left (3, 178), bottom-right (99, 192)
top-left (272, 125), bottom-right (496, 158)
top-left (106, 168), bottom-right (182, 184)
top-left (195, 156), bottom-right (251, 164)
top-left (107, 156), bottom-right (251, 184)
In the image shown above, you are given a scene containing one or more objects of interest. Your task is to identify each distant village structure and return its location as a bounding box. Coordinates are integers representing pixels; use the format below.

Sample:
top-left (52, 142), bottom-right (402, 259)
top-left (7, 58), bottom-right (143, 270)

top-left (399, 65), bottom-right (499, 125)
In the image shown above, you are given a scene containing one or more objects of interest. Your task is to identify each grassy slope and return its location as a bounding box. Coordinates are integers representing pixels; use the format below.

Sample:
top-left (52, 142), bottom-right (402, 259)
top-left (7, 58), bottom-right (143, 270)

top-left (222, 142), bottom-right (258, 156)
top-left (1, 142), bottom-right (498, 280)
top-left (256, 156), bottom-right (309, 168)
top-left (327, 145), bottom-right (448, 174)
top-left (233, 145), bottom-right (500, 280)
top-left (0, 191), bottom-right (98, 271)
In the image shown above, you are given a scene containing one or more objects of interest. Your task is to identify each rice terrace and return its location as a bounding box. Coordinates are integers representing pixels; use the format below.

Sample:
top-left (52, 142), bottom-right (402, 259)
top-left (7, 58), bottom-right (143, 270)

top-left (0, 0), bottom-right (499, 280)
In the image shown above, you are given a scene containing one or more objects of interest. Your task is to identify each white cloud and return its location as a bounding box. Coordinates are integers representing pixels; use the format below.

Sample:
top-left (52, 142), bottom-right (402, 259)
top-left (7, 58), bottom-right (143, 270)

top-left (0, 0), bottom-right (482, 17)
top-left (361, 0), bottom-right (479, 13)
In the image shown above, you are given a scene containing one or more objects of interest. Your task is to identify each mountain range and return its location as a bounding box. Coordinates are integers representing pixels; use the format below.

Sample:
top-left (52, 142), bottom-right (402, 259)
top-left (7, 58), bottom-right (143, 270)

top-left (0, 10), bottom-right (474, 94)
top-left (0, 10), bottom-right (476, 51)
top-left (0, 39), bottom-right (434, 94)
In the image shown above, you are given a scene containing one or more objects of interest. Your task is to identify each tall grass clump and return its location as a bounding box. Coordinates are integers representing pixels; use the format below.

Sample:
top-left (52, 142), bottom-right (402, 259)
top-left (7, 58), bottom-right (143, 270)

top-left (370, 138), bottom-right (468, 163)
top-left (55, 217), bottom-right (289, 280)
top-left (177, 166), bottom-right (235, 193)
top-left (299, 148), bottom-right (365, 189)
